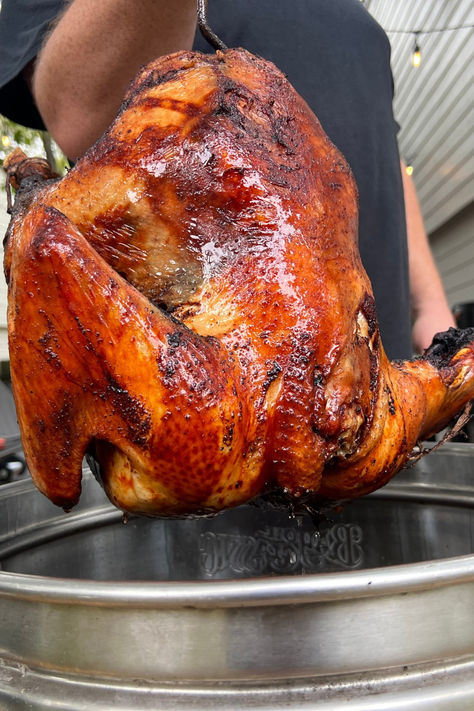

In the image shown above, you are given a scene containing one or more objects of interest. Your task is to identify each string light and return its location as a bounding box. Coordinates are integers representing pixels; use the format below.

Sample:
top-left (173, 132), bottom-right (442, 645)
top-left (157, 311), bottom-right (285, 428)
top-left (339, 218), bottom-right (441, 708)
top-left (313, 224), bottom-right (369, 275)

top-left (412, 33), bottom-right (421, 68)
top-left (386, 24), bottom-right (473, 34)
top-left (383, 23), bottom-right (473, 68)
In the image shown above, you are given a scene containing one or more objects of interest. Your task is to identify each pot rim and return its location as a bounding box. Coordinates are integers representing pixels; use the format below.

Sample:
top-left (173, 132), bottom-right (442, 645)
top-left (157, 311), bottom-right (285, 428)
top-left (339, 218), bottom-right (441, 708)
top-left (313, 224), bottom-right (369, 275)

top-left (1, 440), bottom-right (473, 608)
top-left (1, 553), bottom-right (473, 608)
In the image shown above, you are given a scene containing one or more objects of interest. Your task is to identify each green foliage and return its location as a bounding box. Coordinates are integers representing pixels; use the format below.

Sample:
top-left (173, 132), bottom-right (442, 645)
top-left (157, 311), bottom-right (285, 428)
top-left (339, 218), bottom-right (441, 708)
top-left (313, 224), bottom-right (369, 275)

top-left (0, 114), bottom-right (69, 180)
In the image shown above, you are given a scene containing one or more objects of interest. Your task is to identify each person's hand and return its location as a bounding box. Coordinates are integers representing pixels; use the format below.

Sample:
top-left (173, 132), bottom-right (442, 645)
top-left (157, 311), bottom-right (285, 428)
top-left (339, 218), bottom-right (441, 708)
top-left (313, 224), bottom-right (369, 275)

top-left (401, 161), bottom-right (456, 355)
top-left (411, 303), bottom-right (456, 354)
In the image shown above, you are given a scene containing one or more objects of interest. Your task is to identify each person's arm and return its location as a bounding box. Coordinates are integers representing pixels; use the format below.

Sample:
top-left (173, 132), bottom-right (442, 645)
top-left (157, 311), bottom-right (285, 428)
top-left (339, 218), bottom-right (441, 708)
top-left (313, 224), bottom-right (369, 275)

top-left (32, 0), bottom-right (198, 160)
top-left (401, 161), bottom-right (455, 353)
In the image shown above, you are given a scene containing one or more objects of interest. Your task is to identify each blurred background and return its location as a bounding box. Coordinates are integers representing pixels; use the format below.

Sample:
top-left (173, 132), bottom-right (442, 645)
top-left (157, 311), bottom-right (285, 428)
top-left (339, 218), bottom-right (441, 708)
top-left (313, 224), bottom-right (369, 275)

top-left (365, 0), bottom-right (473, 325)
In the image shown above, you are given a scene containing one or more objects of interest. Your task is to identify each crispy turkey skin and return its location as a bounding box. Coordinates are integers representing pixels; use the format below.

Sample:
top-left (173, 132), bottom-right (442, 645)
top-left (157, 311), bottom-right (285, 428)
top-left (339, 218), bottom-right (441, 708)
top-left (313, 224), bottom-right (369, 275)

top-left (4, 49), bottom-right (474, 515)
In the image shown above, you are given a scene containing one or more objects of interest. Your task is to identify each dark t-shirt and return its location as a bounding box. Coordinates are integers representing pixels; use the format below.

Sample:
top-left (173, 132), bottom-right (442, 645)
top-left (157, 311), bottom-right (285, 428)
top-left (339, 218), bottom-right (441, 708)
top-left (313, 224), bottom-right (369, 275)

top-left (0, 0), bottom-right (412, 359)
top-left (0, 0), bottom-right (61, 128)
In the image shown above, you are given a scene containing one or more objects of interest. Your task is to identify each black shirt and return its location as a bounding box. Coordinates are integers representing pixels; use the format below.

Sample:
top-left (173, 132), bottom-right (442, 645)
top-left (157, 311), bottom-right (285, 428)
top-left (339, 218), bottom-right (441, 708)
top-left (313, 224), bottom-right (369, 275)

top-left (0, 0), bottom-right (412, 359)
top-left (0, 0), bottom-right (62, 128)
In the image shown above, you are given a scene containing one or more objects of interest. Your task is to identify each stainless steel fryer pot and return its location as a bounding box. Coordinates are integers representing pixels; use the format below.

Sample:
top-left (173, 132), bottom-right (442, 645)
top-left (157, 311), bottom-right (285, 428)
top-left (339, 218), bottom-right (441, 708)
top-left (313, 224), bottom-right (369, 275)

top-left (0, 442), bottom-right (473, 709)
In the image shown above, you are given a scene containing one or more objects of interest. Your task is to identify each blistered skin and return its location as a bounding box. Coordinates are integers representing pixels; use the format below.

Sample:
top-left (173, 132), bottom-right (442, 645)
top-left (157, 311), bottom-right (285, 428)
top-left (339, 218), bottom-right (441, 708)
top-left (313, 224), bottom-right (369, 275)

top-left (4, 49), bottom-right (474, 514)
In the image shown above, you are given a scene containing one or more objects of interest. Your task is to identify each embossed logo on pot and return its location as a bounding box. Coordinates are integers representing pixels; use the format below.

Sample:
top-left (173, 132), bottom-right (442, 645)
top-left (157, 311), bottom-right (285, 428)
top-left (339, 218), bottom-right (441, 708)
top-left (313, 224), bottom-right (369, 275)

top-left (199, 523), bottom-right (364, 576)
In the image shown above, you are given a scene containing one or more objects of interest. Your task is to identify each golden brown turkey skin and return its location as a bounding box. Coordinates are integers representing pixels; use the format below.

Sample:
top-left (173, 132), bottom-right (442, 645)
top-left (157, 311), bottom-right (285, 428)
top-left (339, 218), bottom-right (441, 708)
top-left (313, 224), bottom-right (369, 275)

top-left (4, 49), bottom-right (474, 514)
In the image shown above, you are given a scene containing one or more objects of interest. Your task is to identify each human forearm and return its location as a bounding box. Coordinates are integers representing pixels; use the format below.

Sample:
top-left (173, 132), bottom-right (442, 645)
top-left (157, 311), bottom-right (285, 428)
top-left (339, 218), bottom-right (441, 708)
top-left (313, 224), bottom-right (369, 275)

top-left (401, 161), bottom-right (455, 352)
top-left (33, 0), bottom-right (198, 159)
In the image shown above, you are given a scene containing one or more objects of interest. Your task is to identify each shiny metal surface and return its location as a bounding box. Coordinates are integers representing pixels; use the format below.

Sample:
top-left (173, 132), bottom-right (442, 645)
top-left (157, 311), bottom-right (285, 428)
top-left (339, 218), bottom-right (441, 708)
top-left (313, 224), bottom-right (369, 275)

top-left (0, 442), bottom-right (473, 709)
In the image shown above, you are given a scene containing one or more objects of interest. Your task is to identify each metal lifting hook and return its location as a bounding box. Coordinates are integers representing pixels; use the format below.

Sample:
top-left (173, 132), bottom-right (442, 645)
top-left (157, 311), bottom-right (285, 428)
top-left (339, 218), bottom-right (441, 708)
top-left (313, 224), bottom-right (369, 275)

top-left (197, 0), bottom-right (228, 52)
